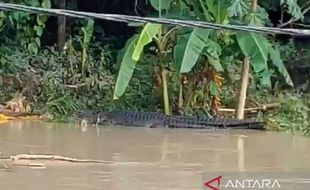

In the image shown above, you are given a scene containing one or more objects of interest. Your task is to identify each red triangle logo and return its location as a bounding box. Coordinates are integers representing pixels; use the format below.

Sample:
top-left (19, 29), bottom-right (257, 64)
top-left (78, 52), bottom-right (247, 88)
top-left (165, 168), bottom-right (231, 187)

top-left (204, 176), bottom-right (222, 190)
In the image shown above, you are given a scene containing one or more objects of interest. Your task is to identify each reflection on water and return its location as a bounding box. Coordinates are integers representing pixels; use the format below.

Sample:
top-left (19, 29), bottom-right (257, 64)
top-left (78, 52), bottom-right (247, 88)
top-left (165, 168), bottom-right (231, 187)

top-left (0, 121), bottom-right (310, 190)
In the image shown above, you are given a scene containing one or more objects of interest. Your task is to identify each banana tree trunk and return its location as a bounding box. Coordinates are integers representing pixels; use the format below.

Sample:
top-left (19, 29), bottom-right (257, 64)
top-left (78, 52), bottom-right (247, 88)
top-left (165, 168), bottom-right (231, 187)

top-left (161, 67), bottom-right (171, 115)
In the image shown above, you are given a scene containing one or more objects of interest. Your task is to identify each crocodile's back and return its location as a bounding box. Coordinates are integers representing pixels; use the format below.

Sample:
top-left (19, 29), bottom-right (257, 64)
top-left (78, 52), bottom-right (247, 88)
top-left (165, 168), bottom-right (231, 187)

top-left (162, 115), bottom-right (218, 127)
top-left (110, 112), bottom-right (218, 127)
top-left (108, 111), bottom-right (167, 127)
top-left (109, 112), bottom-right (263, 129)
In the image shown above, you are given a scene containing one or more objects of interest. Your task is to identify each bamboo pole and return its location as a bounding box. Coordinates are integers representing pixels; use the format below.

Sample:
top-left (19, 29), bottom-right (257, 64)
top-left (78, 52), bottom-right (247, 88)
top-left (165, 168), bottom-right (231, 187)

top-left (236, 58), bottom-right (250, 119)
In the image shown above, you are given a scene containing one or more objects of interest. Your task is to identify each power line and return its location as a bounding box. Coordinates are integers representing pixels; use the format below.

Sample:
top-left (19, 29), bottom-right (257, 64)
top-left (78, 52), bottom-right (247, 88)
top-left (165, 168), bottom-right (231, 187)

top-left (0, 3), bottom-right (310, 36)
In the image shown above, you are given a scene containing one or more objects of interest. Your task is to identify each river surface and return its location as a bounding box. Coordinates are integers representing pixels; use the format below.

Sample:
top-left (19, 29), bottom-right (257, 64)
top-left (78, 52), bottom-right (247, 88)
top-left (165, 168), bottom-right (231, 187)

top-left (0, 121), bottom-right (310, 190)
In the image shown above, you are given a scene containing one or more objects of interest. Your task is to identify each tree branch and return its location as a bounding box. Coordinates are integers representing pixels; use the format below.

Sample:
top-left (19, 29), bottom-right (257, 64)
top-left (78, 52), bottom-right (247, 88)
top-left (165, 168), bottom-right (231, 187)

top-left (279, 1), bottom-right (310, 28)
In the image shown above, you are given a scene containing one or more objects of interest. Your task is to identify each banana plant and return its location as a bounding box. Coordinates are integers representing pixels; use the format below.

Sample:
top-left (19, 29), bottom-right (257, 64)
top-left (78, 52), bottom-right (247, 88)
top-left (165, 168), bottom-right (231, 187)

top-left (113, 0), bottom-right (176, 114)
top-left (174, 0), bottom-right (234, 111)
top-left (175, 0), bottom-right (293, 88)
top-left (79, 19), bottom-right (94, 81)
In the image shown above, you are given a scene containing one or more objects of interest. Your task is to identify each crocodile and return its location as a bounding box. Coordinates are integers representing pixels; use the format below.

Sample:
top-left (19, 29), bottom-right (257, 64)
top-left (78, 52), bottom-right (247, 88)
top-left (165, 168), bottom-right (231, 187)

top-left (75, 111), bottom-right (265, 130)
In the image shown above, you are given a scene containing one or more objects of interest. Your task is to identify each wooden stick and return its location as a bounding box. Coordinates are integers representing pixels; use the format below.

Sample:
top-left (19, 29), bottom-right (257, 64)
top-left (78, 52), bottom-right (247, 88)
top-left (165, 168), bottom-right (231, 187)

top-left (1, 154), bottom-right (149, 166)
top-left (219, 103), bottom-right (280, 113)
top-left (9, 154), bottom-right (110, 164)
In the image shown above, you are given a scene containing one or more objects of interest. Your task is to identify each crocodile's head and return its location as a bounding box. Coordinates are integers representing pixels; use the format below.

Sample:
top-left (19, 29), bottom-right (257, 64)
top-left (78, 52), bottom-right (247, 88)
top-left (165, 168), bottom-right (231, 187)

top-left (73, 111), bottom-right (112, 126)
top-left (73, 110), bottom-right (99, 126)
top-left (96, 112), bottom-right (113, 126)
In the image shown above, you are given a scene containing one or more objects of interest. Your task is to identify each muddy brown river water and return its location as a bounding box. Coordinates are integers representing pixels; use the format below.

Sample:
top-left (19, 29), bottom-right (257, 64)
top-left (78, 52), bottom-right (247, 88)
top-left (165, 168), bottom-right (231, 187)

top-left (0, 121), bottom-right (310, 190)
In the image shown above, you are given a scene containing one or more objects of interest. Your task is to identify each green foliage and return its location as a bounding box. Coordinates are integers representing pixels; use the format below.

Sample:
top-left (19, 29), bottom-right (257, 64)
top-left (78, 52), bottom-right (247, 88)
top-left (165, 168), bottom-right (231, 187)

top-left (281, 0), bottom-right (303, 20)
top-left (227, 0), bottom-right (250, 18)
top-left (268, 44), bottom-right (294, 87)
top-left (112, 0), bottom-right (299, 117)
top-left (204, 0), bottom-right (230, 23)
top-left (231, 3), bottom-right (290, 88)
top-left (132, 23), bottom-right (161, 61)
top-left (267, 93), bottom-right (310, 135)
top-left (114, 23), bottom-right (162, 99)
top-left (0, 41), bottom-right (114, 117)
top-left (79, 19), bottom-right (95, 80)
top-left (113, 0), bottom-right (298, 109)
top-left (236, 32), bottom-right (270, 86)
top-left (209, 81), bottom-right (220, 96)
top-left (0, 45), bottom-right (163, 117)
top-left (204, 39), bottom-right (223, 72)
top-left (44, 95), bottom-right (82, 116)
top-left (114, 35), bottom-right (140, 99)
top-left (0, 0), bottom-right (51, 54)
top-left (114, 55), bottom-right (162, 112)
top-left (173, 32), bottom-right (189, 71)
top-left (81, 20), bottom-right (94, 48)
top-left (113, 20), bottom-right (176, 114)
top-left (178, 28), bottom-right (211, 73)
top-left (149, 0), bottom-right (174, 11)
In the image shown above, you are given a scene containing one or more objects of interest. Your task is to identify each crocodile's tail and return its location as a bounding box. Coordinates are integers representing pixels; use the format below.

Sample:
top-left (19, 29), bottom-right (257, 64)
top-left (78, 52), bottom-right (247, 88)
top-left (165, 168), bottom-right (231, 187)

top-left (218, 118), bottom-right (265, 130)
top-left (163, 115), bottom-right (265, 130)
